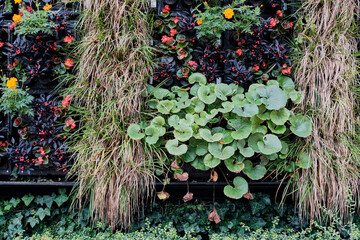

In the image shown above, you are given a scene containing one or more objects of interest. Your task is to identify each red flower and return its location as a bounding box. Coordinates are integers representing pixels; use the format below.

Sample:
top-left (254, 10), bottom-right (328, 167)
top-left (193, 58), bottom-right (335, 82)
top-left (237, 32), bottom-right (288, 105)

top-left (270, 18), bottom-right (276, 28)
top-left (62, 95), bottom-right (71, 108)
top-left (162, 5), bottom-right (170, 13)
top-left (276, 10), bottom-right (283, 17)
top-left (179, 54), bottom-right (186, 60)
top-left (16, 49), bottom-right (21, 54)
top-left (161, 35), bottom-right (173, 44)
top-left (37, 157), bottom-right (44, 165)
top-left (282, 64), bottom-right (291, 75)
top-left (170, 28), bottom-right (177, 37)
top-left (252, 64), bottom-right (260, 72)
top-left (289, 22), bottom-right (293, 28)
top-left (236, 49), bottom-right (242, 56)
top-left (66, 118), bottom-right (76, 129)
top-left (27, 5), bottom-right (32, 12)
top-left (64, 59), bottom-right (74, 68)
top-left (188, 60), bottom-right (197, 68)
top-left (64, 35), bottom-right (74, 43)
top-left (19, 12), bottom-right (23, 16)
top-left (0, 42), bottom-right (3, 47)
top-left (10, 23), bottom-right (15, 30)
top-left (172, 16), bottom-right (179, 24)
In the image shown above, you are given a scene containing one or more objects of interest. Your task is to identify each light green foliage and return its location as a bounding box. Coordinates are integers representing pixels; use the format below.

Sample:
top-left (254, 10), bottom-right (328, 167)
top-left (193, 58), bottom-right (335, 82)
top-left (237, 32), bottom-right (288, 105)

top-left (195, 0), bottom-right (261, 43)
top-left (127, 73), bottom-right (312, 199)
top-left (15, 9), bottom-right (57, 36)
top-left (0, 76), bottom-right (34, 117)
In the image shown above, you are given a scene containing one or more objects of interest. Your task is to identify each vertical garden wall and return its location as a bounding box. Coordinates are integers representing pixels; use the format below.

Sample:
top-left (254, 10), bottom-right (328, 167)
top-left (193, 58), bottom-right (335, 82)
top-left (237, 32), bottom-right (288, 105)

top-left (0, 0), bottom-right (359, 232)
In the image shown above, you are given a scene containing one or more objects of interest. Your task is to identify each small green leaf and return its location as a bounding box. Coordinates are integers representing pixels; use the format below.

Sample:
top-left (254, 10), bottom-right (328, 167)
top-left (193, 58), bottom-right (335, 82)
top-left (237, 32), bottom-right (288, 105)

top-left (257, 134), bottom-right (282, 155)
top-left (157, 100), bottom-right (175, 114)
top-left (127, 124), bottom-right (145, 140)
top-left (248, 133), bottom-right (265, 152)
top-left (224, 177), bottom-right (248, 199)
top-left (191, 97), bottom-right (205, 113)
top-left (27, 217), bottom-right (39, 228)
top-left (174, 125), bottom-right (193, 142)
top-left (22, 194), bottom-right (34, 206)
top-left (145, 126), bottom-right (160, 144)
top-left (191, 157), bottom-right (211, 171)
top-left (243, 160), bottom-right (267, 180)
top-left (277, 75), bottom-right (295, 89)
top-left (267, 121), bottom-right (286, 134)
top-left (36, 208), bottom-right (51, 221)
top-left (166, 139), bottom-right (188, 156)
top-left (54, 194), bottom-right (68, 207)
top-left (296, 152), bottom-right (312, 169)
top-left (228, 118), bottom-right (252, 140)
top-left (199, 129), bottom-right (223, 142)
top-left (237, 140), bottom-right (254, 158)
top-left (208, 142), bottom-right (235, 160)
top-left (289, 115), bottom-right (312, 137)
top-left (198, 85), bottom-right (216, 104)
top-left (215, 84), bottom-right (233, 100)
top-left (189, 73), bottom-right (207, 85)
top-left (153, 88), bottom-right (171, 99)
top-left (270, 108), bottom-right (290, 125)
top-left (224, 158), bottom-right (245, 173)
top-left (263, 86), bottom-right (288, 110)
top-left (168, 115), bottom-right (180, 127)
top-left (204, 154), bottom-right (221, 168)
top-left (181, 147), bottom-right (197, 163)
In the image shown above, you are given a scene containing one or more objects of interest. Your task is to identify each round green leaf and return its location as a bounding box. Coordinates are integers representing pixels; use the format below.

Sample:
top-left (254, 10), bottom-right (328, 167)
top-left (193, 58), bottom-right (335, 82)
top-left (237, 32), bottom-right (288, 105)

top-left (270, 108), bottom-right (290, 125)
top-left (289, 115), bottom-right (312, 137)
top-left (267, 121), bottom-right (286, 134)
top-left (237, 140), bottom-right (255, 158)
top-left (204, 154), bottom-right (221, 168)
top-left (257, 134), bottom-right (282, 155)
top-left (208, 142), bottom-right (235, 160)
top-left (296, 152), bottom-right (312, 169)
top-left (191, 157), bottom-right (210, 171)
top-left (145, 126), bottom-right (160, 144)
top-left (219, 101), bottom-right (234, 113)
top-left (189, 73), bottom-right (207, 85)
top-left (179, 114), bottom-right (195, 126)
top-left (198, 85), bottom-right (216, 104)
top-left (157, 100), bottom-right (174, 114)
top-left (224, 158), bottom-right (245, 173)
top-left (181, 147), bottom-right (197, 163)
top-left (127, 124), bottom-right (145, 140)
top-left (168, 115), bottom-right (180, 127)
top-left (228, 118), bottom-right (252, 140)
top-left (165, 139), bottom-right (188, 156)
top-left (248, 133), bottom-right (264, 152)
top-left (224, 176), bottom-right (248, 199)
top-left (153, 88), bottom-right (171, 99)
top-left (174, 125), bottom-right (193, 142)
top-left (215, 83), bottom-right (233, 100)
top-left (243, 103), bottom-right (259, 117)
top-left (243, 160), bottom-right (267, 180)
top-left (277, 75), bottom-right (295, 89)
top-left (263, 86), bottom-right (288, 110)
top-left (199, 129), bottom-right (223, 142)
top-left (191, 97), bottom-right (205, 113)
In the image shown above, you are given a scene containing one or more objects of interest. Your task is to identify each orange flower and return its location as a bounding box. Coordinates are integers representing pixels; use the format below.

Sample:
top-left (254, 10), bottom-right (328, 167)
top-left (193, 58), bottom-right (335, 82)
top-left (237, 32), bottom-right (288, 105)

top-left (44, 3), bottom-right (52, 11)
top-left (223, 8), bottom-right (234, 19)
top-left (196, 18), bottom-right (203, 25)
top-left (270, 18), bottom-right (276, 28)
top-left (6, 77), bottom-right (17, 89)
top-left (12, 14), bottom-right (21, 24)
top-left (64, 35), bottom-right (74, 43)
top-left (64, 59), bottom-right (74, 68)
top-left (236, 49), bottom-right (242, 56)
top-left (14, 0), bottom-right (21, 4)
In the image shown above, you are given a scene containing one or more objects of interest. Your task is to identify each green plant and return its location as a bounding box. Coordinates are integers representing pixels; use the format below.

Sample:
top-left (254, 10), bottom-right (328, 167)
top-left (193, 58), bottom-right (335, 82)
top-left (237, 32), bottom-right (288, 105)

top-left (195, 0), bottom-right (261, 43)
top-left (128, 73), bottom-right (312, 199)
top-left (0, 189), bottom-right (88, 240)
top-left (15, 6), bottom-right (57, 36)
top-left (0, 76), bottom-right (34, 117)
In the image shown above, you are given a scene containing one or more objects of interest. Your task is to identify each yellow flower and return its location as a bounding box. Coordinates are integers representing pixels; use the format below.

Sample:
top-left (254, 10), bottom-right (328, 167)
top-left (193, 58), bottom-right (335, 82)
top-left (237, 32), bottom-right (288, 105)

top-left (6, 77), bottom-right (17, 89)
top-left (44, 4), bottom-right (52, 11)
top-left (204, 1), bottom-right (207, 4)
top-left (197, 18), bottom-right (203, 25)
top-left (12, 14), bottom-right (21, 24)
top-left (14, 0), bottom-right (21, 4)
top-left (223, 8), bottom-right (234, 19)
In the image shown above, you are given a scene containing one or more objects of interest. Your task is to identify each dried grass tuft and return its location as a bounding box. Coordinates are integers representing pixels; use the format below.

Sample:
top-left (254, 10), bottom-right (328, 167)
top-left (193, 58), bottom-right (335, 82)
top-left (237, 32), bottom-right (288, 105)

top-left (292, 0), bottom-right (360, 222)
top-left (65, 0), bottom-right (156, 230)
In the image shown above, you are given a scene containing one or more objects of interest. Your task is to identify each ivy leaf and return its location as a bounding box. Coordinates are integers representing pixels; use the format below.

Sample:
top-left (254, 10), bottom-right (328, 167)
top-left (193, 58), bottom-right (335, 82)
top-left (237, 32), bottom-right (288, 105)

top-left (289, 115), bottom-right (312, 137)
top-left (166, 139), bottom-right (188, 156)
top-left (270, 108), bottom-right (290, 125)
top-left (127, 124), bottom-right (145, 140)
top-left (27, 217), bottom-right (39, 228)
top-left (243, 160), bottom-right (267, 180)
top-left (224, 176), bottom-right (248, 199)
top-left (199, 129), bottom-right (223, 142)
top-left (10, 198), bottom-right (21, 208)
top-left (54, 194), bottom-right (68, 207)
top-left (215, 83), bottom-right (233, 100)
top-left (36, 207), bottom-right (51, 221)
top-left (198, 85), bottom-right (216, 104)
top-left (257, 134), bottom-right (282, 155)
top-left (203, 153), bottom-right (221, 168)
top-left (22, 194), bottom-right (34, 206)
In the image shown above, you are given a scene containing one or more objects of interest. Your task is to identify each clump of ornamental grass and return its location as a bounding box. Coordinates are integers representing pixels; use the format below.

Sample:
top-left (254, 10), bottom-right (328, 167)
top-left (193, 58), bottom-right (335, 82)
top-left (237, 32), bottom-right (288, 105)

top-left (289, 0), bottom-right (360, 223)
top-left (64, 0), bottom-right (160, 230)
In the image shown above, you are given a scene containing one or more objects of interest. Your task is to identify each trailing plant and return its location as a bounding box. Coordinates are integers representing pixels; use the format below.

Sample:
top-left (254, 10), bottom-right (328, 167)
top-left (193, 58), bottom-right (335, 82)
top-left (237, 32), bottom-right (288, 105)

top-left (128, 73), bottom-right (312, 199)
top-left (0, 75), bottom-right (34, 117)
top-left (0, 189), bottom-right (90, 240)
top-left (195, 0), bottom-right (261, 43)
